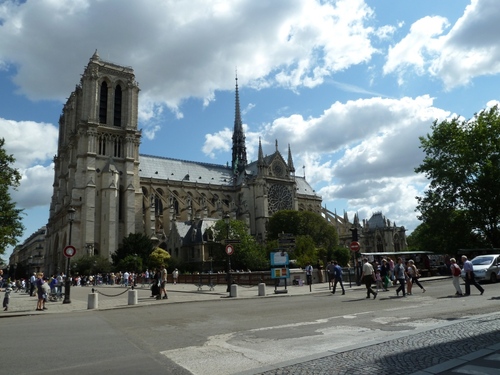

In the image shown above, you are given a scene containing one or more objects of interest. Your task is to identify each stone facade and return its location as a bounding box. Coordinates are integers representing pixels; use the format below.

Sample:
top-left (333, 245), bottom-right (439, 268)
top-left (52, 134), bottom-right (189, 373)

top-left (43, 53), bottom-right (323, 274)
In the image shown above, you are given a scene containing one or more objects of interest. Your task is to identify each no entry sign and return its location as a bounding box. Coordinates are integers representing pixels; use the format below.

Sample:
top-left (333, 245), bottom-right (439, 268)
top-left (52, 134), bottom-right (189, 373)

top-left (225, 244), bottom-right (234, 256)
top-left (349, 241), bottom-right (360, 252)
top-left (63, 245), bottom-right (76, 258)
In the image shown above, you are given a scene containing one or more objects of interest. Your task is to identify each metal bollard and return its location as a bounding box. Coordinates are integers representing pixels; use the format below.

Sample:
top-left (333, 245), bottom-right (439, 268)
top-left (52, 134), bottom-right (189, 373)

top-left (230, 284), bottom-right (238, 297)
top-left (88, 292), bottom-right (98, 309)
top-left (258, 283), bottom-right (266, 296)
top-left (128, 289), bottom-right (138, 305)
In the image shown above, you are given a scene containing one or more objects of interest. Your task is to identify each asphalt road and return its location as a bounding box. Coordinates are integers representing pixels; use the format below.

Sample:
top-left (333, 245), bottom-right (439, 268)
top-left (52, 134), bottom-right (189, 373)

top-left (2, 278), bottom-right (500, 375)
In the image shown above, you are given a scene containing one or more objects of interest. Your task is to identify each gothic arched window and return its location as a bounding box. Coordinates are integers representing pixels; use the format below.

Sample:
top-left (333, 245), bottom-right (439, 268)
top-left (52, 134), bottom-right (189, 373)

top-left (99, 82), bottom-right (108, 124)
top-left (155, 190), bottom-right (164, 217)
top-left (114, 85), bottom-right (122, 127)
top-left (376, 236), bottom-right (384, 252)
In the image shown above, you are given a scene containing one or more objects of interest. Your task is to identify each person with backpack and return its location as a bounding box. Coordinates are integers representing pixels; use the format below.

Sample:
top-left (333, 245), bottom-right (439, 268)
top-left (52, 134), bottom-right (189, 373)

top-left (450, 258), bottom-right (463, 296)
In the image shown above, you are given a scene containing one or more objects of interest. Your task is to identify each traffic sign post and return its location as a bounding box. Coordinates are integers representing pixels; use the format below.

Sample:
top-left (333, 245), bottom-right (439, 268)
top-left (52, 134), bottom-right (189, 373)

top-left (225, 244), bottom-right (235, 294)
top-left (225, 244), bottom-right (234, 256)
top-left (63, 245), bottom-right (76, 258)
top-left (349, 241), bottom-right (360, 252)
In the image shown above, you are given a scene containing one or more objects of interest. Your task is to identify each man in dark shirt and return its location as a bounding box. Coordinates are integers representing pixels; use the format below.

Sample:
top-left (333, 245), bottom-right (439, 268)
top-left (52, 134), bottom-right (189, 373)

top-left (331, 261), bottom-right (345, 295)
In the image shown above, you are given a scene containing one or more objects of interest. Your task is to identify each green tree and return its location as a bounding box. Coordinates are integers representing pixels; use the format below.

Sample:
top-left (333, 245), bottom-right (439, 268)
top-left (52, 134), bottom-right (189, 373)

top-left (407, 211), bottom-right (486, 255)
top-left (73, 255), bottom-right (112, 276)
top-left (267, 210), bottom-right (339, 266)
top-left (415, 106), bottom-right (500, 248)
top-left (112, 233), bottom-right (155, 266)
top-left (212, 218), bottom-right (268, 271)
top-left (148, 248), bottom-right (171, 269)
top-left (0, 138), bottom-right (24, 254)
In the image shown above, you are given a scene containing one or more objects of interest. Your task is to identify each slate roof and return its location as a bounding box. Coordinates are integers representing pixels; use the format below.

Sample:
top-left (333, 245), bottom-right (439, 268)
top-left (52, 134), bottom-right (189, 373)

top-left (138, 154), bottom-right (318, 197)
top-left (139, 154), bottom-right (233, 186)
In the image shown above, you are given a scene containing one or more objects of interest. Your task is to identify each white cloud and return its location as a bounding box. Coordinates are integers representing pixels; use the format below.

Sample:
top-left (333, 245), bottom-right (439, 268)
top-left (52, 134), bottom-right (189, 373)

top-left (0, 0), bottom-right (380, 124)
top-left (201, 94), bottom-right (453, 231)
top-left (383, 16), bottom-right (449, 81)
top-left (0, 118), bottom-right (58, 169)
top-left (384, 0), bottom-right (500, 90)
top-left (11, 164), bottom-right (54, 210)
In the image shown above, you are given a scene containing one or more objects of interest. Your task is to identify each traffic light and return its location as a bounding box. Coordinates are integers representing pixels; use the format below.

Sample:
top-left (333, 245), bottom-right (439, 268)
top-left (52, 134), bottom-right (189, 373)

top-left (350, 227), bottom-right (358, 241)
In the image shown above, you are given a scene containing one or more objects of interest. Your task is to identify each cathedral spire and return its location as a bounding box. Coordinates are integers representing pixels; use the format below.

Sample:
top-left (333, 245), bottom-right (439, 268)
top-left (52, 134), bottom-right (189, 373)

top-left (257, 137), bottom-right (266, 168)
top-left (231, 73), bottom-right (247, 174)
top-left (287, 144), bottom-right (295, 174)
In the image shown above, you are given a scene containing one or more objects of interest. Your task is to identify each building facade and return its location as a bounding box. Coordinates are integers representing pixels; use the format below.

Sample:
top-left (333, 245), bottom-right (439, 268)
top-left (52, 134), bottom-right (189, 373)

top-left (43, 52), bottom-right (324, 274)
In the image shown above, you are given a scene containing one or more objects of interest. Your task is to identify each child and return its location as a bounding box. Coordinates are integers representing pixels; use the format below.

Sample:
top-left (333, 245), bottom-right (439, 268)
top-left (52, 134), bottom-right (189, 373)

top-left (375, 270), bottom-right (384, 292)
top-left (3, 284), bottom-right (12, 311)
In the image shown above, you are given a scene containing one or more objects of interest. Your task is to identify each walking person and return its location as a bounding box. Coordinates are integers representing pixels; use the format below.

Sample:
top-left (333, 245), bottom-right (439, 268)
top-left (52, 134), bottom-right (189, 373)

top-left (450, 258), bottom-right (463, 296)
top-left (394, 257), bottom-right (407, 297)
top-left (408, 260), bottom-right (426, 293)
top-left (172, 268), bottom-right (179, 285)
top-left (160, 265), bottom-right (168, 299)
top-left (326, 261), bottom-right (335, 290)
top-left (3, 284), bottom-right (12, 311)
top-left (461, 255), bottom-right (484, 296)
top-left (380, 259), bottom-right (390, 290)
top-left (361, 258), bottom-right (377, 299)
top-left (331, 261), bottom-right (345, 295)
top-left (151, 269), bottom-right (161, 300)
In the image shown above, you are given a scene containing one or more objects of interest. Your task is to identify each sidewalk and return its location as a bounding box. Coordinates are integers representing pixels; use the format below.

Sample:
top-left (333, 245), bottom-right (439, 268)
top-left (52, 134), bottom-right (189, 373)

top-left (1, 276), bottom-right (449, 317)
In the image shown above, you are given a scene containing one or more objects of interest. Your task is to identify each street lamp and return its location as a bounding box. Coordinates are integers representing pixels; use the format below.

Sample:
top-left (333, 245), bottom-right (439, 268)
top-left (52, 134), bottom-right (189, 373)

top-left (63, 207), bottom-right (76, 304)
top-left (224, 214), bottom-right (231, 293)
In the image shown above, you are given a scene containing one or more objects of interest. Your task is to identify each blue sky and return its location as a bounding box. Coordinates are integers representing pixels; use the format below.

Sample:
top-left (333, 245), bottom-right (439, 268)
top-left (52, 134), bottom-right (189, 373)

top-left (1, 0), bottom-right (499, 261)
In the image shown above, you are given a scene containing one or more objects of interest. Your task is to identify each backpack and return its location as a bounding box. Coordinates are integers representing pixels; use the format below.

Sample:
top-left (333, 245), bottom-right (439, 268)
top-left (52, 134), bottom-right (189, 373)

top-left (452, 264), bottom-right (461, 277)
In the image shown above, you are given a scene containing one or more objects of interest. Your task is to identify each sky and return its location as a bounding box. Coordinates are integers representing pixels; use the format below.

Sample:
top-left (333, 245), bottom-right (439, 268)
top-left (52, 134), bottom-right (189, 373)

top-left (1, 0), bottom-right (499, 261)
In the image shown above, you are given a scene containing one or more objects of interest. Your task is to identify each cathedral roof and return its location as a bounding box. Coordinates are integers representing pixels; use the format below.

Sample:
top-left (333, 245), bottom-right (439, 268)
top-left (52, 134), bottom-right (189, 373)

top-left (367, 212), bottom-right (386, 228)
top-left (139, 154), bottom-right (233, 186)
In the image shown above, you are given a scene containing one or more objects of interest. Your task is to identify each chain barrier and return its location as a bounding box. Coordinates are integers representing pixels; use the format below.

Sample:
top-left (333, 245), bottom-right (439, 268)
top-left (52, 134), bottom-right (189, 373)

top-left (93, 287), bottom-right (131, 297)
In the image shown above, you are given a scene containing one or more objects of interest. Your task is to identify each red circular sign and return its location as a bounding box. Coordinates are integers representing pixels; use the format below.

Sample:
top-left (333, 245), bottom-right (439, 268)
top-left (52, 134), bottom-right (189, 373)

top-left (63, 245), bottom-right (76, 258)
top-left (349, 241), bottom-right (361, 252)
top-left (225, 244), bottom-right (234, 256)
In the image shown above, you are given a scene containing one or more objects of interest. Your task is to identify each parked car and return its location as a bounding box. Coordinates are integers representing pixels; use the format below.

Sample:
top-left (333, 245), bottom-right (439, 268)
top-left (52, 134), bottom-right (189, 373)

top-left (461, 254), bottom-right (500, 283)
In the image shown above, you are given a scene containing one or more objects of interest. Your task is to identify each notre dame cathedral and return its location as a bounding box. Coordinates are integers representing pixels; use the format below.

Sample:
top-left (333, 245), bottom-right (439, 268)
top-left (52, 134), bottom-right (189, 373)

top-left (43, 52), bottom-right (407, 275)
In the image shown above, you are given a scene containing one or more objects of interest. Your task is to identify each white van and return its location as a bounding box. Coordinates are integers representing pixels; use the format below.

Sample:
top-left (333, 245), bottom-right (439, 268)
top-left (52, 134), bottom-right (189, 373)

top-left (461, 254), bottom-right (500, 283)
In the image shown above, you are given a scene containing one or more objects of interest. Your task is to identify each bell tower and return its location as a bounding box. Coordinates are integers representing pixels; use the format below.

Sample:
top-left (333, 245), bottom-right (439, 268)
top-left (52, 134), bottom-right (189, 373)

top-left (46, 51), bottom-right (142, 272)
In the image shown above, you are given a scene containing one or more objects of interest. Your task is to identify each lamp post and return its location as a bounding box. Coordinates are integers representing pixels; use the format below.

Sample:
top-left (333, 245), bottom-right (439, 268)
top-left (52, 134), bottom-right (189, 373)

top-left (28, 255), bottom-right (33, 296)
top-left (63, 207), bottom-right (76, 304)
top-left (224, 214), bottom-right (231, 293)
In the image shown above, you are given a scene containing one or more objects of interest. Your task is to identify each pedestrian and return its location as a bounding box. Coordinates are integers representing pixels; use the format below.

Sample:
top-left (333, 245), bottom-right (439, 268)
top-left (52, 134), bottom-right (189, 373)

top-left (461, 255), bottom-right (484, 296)
top-left (151, 269), bottom-right (161, 299)
top-left (388, 257), bottom-right (395, 282)
top-left (305, 263), bottom-right (313, 286)
top-left (450, 258), bottom-right (463, 296)
top-left (35, 273), bottom-right (47, 311)
top-left (361, 258), bottom-right (377, 299)
top-left (123, 271), bottom-right (129, 287)
top-left (380, 259), bottom-right (390, 290)
top-left (30, 272), bottom-right (36, 296)
top-left (331, 261), bottom-right (345, 295)
top-left (375, 269), bottom-right (384, 292)
top-left (160, 265), bottom-right (168, 299)
top-left (326, 261), bottom-right (335, 289)
top-left (172, 268), bottom-right (179, 285)
top-left (3, 284), bottom-right (12, 311)
top-left (316, 260), bottom-right (324, 283)
top-left (394, 257), bottom-right (407, 297)
top-left (408, 260), bottom-right (426, 293)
